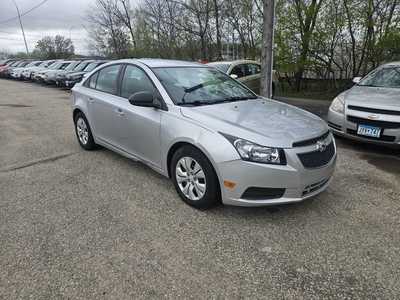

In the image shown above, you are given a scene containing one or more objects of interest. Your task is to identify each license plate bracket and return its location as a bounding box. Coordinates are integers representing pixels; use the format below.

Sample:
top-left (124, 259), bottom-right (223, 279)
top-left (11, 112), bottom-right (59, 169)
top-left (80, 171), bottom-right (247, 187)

top-left (357, 124), bottom-right (381, 138)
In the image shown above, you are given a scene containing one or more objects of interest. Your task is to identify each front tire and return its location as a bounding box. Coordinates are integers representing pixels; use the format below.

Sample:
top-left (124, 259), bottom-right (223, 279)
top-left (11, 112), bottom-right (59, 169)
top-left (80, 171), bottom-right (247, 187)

top-left (171, 145), bottom-right (221, 209)
top-left (74, 112), bottom-right (97, 150)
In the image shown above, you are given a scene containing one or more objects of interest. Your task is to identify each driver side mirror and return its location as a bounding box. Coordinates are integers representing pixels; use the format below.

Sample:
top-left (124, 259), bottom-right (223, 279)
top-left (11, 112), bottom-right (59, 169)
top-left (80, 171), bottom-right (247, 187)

top-left (128, 91), bottom-right (164, 110)
top-left (353, 77), bottom-right (362, 84)
top-left (230, 74), bottom-right (238, 79)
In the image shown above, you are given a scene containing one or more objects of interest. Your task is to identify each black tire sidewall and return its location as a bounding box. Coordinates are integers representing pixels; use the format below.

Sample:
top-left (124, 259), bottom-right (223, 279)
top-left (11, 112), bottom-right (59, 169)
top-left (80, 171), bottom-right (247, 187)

top-left (171, 145), bottom-right (221, 209)
top-left (74, 112), bottom-right (96, 150)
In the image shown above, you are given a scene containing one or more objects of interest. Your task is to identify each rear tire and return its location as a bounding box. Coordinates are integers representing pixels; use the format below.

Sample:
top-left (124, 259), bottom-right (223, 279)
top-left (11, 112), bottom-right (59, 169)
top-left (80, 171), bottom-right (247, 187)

top-left (171, 145), bottom-right (221, 209)
top-left (74, 112), bottom-right (97, 150)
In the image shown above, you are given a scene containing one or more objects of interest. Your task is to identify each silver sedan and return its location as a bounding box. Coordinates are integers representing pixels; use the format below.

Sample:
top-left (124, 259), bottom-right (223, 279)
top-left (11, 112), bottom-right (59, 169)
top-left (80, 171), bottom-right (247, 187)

top-left (71, 59), bottom-right (336, 208)
top-left (328, 62), bottom-right (400, 147)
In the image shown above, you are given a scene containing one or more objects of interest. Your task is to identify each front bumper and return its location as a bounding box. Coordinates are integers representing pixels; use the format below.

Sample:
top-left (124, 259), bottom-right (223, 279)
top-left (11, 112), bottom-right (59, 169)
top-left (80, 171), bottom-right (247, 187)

top-left (217, 135), bottom-right (337, 207)
top-left (327, 108), bottom-right (400, 148)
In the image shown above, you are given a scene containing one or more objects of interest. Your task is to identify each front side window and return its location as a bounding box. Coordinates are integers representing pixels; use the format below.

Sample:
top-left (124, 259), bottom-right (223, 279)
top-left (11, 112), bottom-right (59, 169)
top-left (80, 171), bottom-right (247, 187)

top-left (95, 64), bottom-right (121, 94)
top-left (120, 65), bottom-right (155, 98)
top-left (359, 67), bottom-right (400, 88)
top-left (88, 72), bottom-right (98, 89)
top-left (230, 65), bottom-right (246, 78)
top-left (153, 67), bottom-right (256, 105)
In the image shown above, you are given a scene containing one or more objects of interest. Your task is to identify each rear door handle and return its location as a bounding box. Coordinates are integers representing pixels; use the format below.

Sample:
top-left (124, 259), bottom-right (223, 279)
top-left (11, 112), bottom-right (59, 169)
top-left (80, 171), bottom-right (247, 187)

top-left (88, 97), bottom-right (95, 103)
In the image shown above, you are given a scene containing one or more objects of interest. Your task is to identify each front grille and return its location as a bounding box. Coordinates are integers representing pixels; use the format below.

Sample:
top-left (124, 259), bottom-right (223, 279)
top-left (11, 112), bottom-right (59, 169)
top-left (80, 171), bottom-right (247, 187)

top-left (241, 187), bottom-right (285, 200)
top-left (293, 131), bottom-right (330, 147)
top-left (346, 129), bottom-right (396, 142)
top-left (348, 105), bottom-right (400, 116)
top-left (347, 116), bottom-right (400, 129)
top-left (297, 141), bottom-right (335, 168)
top-left (302, 178), bottom-right (330, 197)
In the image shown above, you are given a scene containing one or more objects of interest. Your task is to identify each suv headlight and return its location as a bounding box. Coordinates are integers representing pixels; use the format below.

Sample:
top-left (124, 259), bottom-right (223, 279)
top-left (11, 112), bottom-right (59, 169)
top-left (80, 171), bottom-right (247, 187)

top-left (221, 133), bottom-right (286, 165)
top-left (330, 95), bottom-right (345, 114)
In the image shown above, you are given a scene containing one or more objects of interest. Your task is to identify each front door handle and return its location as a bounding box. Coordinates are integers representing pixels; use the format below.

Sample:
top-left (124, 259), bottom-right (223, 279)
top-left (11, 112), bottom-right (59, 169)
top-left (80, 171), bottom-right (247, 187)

top-left (115, 108), bottom-right (125, 116)
top-left (88, 97), bottom-right (95, 103)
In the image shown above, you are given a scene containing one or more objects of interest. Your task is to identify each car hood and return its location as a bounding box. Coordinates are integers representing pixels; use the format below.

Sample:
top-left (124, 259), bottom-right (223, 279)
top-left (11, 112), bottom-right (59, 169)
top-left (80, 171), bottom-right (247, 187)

top-left (344, 86), bottom-right (400, 110)
top-left (180, 98), bottom-right (328, 148)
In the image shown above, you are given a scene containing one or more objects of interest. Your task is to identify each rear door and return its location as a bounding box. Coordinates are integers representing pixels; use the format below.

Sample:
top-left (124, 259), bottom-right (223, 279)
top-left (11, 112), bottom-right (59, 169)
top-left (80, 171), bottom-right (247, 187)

top-left (240, 63), bottom-right (261, 94)
top-left (85, 64), bottom-right (125, 147)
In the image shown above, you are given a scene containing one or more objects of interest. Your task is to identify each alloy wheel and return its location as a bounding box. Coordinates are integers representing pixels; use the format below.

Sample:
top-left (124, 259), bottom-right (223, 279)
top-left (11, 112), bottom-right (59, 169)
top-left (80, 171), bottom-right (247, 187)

top-left (175, 157), bottom-right (206, 201)
top-left (76, 117), bottom-right (89, 145)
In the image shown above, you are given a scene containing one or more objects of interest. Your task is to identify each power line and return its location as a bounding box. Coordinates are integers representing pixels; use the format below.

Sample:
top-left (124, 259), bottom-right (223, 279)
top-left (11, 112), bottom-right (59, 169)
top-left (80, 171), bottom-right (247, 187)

top-left (0, 0), bottom-right (50, 25)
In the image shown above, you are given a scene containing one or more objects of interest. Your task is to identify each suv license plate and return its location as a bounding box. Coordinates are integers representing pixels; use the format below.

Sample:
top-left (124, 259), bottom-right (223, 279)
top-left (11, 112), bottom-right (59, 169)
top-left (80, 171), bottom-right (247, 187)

top-left (357, 125), bottom-right (381, 138)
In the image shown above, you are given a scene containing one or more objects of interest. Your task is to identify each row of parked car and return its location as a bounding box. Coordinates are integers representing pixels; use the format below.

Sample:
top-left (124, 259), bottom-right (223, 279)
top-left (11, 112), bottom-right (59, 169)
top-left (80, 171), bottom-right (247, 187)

top-left (0, 58), bottom-right (108, 88)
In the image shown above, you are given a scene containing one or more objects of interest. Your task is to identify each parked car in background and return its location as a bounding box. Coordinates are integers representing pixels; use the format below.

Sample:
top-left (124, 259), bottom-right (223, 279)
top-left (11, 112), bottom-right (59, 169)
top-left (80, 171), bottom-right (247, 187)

top-left (207, 60), bottom-right (279, 95)
top-left (328, 62), bottom-right (400, 147)
top-left (0, 59), bottom-right (17, 67)
top-left (21, 60), bottom-right (56, 80)
top-left (0, 60), bottom-right (19, 77)
top-left (71, 59), bottom-right (336, 209)
top-left (0, 60), bottom-right (31, 78)
top-left (56, 60), bottom-right (94, 87)
top-left (43, 60), bottom-right (81, 84)
top-left (10, 61), bottom-right (42, 79)
top-left (34, 61), bottom-right (71, 83)
top-left (61, 60), bottom-right (108, 88)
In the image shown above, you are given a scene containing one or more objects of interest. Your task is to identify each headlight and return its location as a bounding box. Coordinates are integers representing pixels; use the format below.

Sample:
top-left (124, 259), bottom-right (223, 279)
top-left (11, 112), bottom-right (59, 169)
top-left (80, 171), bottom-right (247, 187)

top-left (330, 95), bottom-right (345, 114)
top-left (221, 133), bottom-right (286, 165)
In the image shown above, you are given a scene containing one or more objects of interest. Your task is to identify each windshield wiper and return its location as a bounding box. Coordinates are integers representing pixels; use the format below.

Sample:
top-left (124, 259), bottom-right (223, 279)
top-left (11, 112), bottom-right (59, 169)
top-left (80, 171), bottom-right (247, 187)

top-left (220, 96), bottom-right (258, 102)
top-left (177, 100), bottom-right (217, 106)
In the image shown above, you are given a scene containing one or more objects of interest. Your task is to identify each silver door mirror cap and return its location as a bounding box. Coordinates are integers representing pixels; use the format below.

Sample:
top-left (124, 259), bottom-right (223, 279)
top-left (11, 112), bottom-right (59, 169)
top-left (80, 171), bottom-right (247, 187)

top-left (353, 77), bottom-right (362, 84)
top-left (230, 74), bottom-right (238, 79)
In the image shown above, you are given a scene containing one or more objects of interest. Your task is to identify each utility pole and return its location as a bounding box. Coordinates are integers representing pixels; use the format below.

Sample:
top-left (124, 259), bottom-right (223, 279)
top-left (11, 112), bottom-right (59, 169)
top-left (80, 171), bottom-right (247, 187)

top-left (12, 0), bottom-right (29, 55)
top-left (260, 0), bottom-right (275, 98)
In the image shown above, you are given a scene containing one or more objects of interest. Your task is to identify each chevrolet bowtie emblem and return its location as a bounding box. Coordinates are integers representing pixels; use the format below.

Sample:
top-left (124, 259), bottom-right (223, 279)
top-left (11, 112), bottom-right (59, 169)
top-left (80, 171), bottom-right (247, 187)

top-left (316, 140), bottom-right (327, 152)
top-left (367, 114), bottom-right (379, 120)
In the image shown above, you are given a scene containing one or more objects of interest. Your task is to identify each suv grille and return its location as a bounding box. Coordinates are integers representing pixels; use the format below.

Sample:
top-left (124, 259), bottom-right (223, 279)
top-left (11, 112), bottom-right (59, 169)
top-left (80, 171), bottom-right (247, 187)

top-left (347, 116), bottom-right (400, 129)
top-left (297, 142), bottom-right (335, 168)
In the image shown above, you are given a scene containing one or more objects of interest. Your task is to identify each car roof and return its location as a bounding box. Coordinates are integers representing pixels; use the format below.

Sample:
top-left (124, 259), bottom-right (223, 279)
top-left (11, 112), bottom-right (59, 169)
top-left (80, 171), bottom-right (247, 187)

top-left (118, 58), bottom-right (205, 68)
top-left (208, 60), bottom-right (260, 66)
top-left (383, 61), bottom-right (400, 67)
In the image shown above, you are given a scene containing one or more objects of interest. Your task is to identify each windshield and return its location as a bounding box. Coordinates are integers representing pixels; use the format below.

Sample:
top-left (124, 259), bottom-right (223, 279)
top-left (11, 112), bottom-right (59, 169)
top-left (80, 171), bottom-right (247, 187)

top-left (64, 62), bottom-right (79, 71)
top-left (74, 61), bottom-right (91, 72)
top-left (153, 67), bottom-right (257, 105)
top-left (84, 62), bottom-right (103, 72)
top-left (359, 67), bottom-right (400, 88)
top-left (208, 63), bottom-right (230, 73)
top-left (49, 62), bottom-right (62, 69)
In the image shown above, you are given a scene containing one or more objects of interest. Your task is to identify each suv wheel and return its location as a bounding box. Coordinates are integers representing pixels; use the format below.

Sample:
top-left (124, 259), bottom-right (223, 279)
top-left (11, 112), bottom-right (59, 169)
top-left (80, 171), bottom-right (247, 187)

top-left (171, 145), bottom-right (220, 209)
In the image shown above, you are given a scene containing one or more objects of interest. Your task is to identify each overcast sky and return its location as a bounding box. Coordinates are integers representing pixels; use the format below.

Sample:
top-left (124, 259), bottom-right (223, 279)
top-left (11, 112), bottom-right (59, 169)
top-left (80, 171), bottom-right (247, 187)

top-left (0, 0), bottom-right (97, 54)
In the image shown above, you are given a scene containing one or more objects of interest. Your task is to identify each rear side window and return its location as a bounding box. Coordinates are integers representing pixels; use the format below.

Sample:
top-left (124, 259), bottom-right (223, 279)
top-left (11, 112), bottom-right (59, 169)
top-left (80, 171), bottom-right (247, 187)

top-left (95, 64), bottom-right (121, 94)
top-left (120, 65), bottom-right (155, 98)
top-left (247, 64), bottom-right (261, 75)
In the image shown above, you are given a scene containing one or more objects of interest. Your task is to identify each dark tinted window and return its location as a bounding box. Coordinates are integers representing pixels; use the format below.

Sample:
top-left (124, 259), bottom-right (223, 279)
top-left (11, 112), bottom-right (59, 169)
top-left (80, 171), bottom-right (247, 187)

top-left (95, 64), bottom-right (121, 94)
top-left (120, 65), bottom-right (155, 98)
top-left (230, 65), bottom-right (245, 78)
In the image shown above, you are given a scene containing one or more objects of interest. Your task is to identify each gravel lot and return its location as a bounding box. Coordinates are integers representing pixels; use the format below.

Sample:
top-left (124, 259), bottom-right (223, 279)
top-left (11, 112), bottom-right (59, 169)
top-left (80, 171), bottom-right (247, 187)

top-left (1, 79), bottom-right (399, 299)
